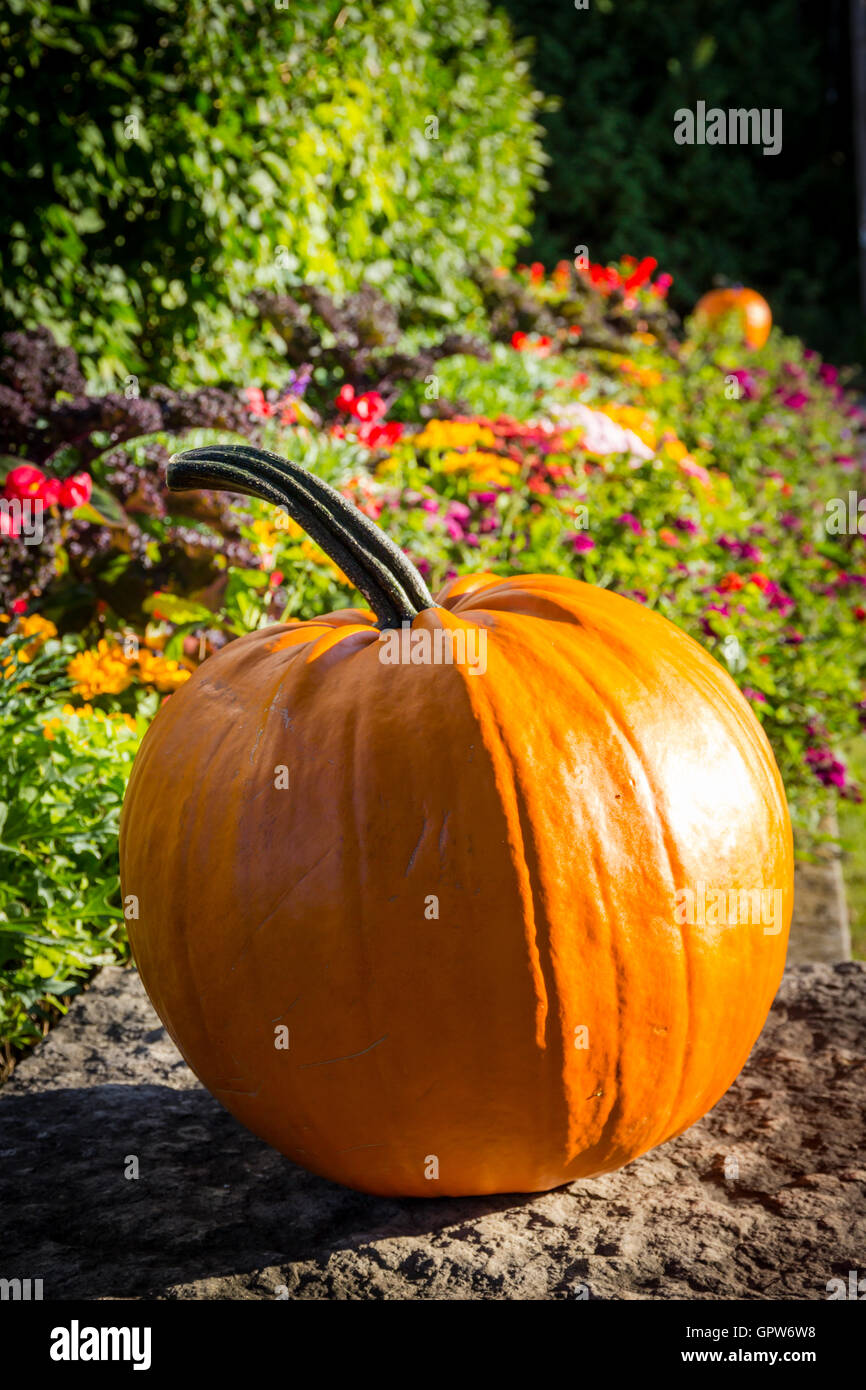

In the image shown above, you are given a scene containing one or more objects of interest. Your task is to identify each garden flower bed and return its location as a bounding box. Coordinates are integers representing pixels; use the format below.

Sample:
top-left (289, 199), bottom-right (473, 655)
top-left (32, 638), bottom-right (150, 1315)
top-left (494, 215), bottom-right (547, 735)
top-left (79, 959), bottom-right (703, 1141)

top-left (2, 257), bottom-right (865, 1067)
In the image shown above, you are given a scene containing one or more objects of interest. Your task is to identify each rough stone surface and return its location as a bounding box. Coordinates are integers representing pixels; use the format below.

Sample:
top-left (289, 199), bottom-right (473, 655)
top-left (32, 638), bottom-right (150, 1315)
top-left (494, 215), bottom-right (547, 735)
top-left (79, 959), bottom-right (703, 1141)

top-left (1, 962), bottom-right (864, 1301)
top-left (789, 857), bottom-right (852, 965)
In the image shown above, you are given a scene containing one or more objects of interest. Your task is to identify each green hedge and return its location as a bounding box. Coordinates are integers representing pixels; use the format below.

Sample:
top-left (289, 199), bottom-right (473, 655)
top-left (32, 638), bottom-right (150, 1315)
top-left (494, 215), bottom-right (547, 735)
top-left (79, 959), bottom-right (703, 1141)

top-left (0, 0), bottom-right (545, 385)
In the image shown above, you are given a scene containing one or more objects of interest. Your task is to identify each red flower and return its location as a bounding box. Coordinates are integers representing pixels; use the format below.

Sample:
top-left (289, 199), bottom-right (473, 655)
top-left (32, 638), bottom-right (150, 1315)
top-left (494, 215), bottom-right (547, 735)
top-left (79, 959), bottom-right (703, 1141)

top-left (854, 607), bottom-right (866, 622)
top-left (244, 386), bottom-right (275, 418)
top-left (336, 384), bottom-right (356, 412)
top-left (0, 510), bottom-right (21, 537)
top-left (623, 256), bottom-right (658, 292)
top-left (11, 597), bottom-right (27, 614)
top-left (269, 570), bottom-right (285, 589)
top-left (511, 331), bottom-right (528, 351)
top-left (356, 420), bottom-right (403, 449)
top-left (37, 478), bottom-right (63, 506)
top-left (749, 572), bottom-right (771, 592)
top-left (4, 465), bottom-right (46, 499)
top-left (529, 262), bottom-right (545, 284)
top-left (350, 391), bottom-right (387, 423)
top-left (58, 472), bottom-right (92, 508)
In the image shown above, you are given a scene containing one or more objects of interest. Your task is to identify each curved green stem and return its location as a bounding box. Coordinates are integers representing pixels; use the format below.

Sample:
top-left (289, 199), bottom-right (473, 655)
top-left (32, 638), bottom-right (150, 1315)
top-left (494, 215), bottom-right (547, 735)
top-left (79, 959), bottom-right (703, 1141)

top-left (167, 443), bottom-right (436, 629)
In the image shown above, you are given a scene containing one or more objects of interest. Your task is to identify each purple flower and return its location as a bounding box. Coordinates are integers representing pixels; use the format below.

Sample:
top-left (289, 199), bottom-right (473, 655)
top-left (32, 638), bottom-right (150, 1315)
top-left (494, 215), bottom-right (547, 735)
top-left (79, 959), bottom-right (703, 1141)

top-left (674, 516), bottom-right (700, 535)
top-left (819, 363), bottom-right (839, 387)
top-left (729, 368), bottom-right (759, 400)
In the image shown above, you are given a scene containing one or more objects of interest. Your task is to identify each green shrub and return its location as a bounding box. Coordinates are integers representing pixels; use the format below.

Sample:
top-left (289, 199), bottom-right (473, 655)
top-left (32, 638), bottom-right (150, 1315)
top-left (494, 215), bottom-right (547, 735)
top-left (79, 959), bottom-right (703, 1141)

top-left (0, 623), bottom-right (144, 1065)
top-left (0, 0), bottom-right (545, 386)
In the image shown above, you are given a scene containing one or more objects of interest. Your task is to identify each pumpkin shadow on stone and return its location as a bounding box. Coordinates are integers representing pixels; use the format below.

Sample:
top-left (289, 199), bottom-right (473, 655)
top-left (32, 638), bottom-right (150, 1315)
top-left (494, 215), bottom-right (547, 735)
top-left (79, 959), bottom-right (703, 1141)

top-left (0, 1082), bottom-right (541, 1299)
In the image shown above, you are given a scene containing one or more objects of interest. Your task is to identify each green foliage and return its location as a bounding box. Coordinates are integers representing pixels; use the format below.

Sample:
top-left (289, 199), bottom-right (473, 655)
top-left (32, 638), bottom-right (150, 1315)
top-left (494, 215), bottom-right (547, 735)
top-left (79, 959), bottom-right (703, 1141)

top-left (0, 627), bottom-right (142, 1064)
top-left (0, 0), bottom-right (545, 386)
top-left (503, 0), bottom-right (864, 367)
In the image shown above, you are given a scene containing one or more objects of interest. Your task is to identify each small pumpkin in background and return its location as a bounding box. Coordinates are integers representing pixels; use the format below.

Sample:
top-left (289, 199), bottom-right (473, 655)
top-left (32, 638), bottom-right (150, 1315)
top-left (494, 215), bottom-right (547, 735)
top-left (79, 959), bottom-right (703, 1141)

top-left (693, 287), bottom-right (772, 349)
top-left (119, 444), bottom-right (793, 1198)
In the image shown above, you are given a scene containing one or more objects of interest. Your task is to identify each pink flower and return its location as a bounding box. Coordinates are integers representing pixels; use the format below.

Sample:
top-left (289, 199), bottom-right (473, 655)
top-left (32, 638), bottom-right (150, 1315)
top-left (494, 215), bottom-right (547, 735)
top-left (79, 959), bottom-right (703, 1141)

top-left (617, 512), bottom-right (643, 535)
top-left (446, 502), bottom-right (471, 521)
top-left (778, 390), bottom-right (809, 410)
top-left (728, 368), bottom-right (759, 400)
top-left (571, 534), bottom-right (595, 553)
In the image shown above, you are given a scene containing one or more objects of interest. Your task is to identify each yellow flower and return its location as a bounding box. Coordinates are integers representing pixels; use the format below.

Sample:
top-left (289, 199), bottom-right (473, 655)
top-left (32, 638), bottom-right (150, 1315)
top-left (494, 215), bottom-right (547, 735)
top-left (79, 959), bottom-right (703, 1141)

top-left (2, 612), bottom-right (58, 675)
top-left (136, 648), bottom-right (191, 692)
top-left (597, 404), bottom-right (658, 450)
top-left (251, 516), bottom-right (287, 549)
top-left (618, 361), bottom-right (664, 387)
top-left (659, 433), bottom-right (688, 462)
top-left (438, 450), bottom-right (519, 486)
top-left (67, 640), bottom-right (134, 699)
top-left (413, 419), bottom-right (497, 451)
top-left (299, 539), bottom-right (348, 583)
top-left (42, 717), bottom-right (62, 741)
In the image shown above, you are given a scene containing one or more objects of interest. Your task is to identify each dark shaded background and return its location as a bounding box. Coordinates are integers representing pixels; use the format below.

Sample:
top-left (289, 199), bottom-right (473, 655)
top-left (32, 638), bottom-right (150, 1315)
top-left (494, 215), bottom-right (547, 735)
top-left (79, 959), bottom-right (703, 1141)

top-left (505, 0), bottom-right (863, 364)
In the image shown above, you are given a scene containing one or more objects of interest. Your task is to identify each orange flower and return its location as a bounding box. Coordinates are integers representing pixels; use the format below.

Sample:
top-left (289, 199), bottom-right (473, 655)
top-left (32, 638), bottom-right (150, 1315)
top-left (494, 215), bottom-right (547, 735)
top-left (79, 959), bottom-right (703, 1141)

top-left (719, 573), bottom-right (745, 593)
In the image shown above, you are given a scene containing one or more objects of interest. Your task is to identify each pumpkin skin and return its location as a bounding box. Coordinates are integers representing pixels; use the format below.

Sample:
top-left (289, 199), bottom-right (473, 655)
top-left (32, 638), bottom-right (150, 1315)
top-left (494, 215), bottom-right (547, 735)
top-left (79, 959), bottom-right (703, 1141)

top-left (121, 539), bottom-right (793, 1197)
top-left (694, 287), bottom-right (772, 349)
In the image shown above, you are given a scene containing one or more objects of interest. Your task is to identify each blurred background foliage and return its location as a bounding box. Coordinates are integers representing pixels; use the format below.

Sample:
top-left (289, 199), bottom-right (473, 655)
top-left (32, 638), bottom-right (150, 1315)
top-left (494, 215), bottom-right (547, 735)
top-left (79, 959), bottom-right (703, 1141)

top-left (0, 0), bottom-right (546, 386)
top-left (504, 0), bottom-right (863, 367)
top-left (4, 0), bottom-right (862, 386)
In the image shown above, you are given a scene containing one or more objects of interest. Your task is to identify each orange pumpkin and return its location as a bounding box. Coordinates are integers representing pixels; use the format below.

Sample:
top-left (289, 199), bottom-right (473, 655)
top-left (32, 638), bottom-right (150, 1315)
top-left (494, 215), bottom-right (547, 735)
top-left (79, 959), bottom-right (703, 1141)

top-left (693, 287), bottom-right (772, 349)
top-left (119, 444), bottom-right (793, 1197)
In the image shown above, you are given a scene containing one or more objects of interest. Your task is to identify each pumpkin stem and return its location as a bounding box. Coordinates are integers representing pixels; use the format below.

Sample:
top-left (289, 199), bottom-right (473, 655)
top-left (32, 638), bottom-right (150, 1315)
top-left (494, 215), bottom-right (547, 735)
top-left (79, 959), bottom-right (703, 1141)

top-left (167, 443), bottom-right (436, 628)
